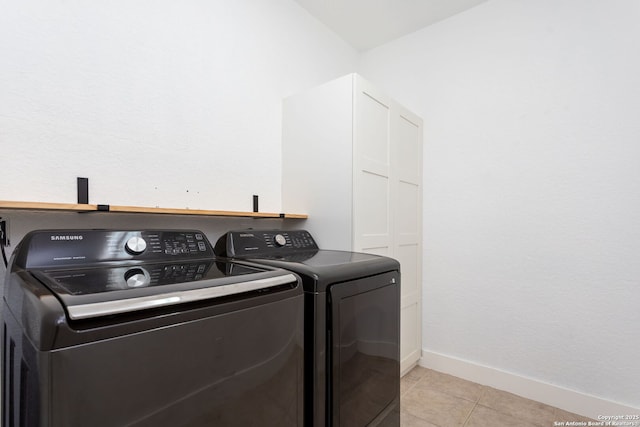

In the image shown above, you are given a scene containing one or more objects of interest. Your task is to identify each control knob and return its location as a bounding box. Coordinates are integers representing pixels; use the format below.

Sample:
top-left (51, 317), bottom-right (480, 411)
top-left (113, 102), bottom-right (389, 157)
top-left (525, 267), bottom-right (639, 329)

top-left (273, 234), bottom-right (287, 247)
top-left (125, 236), bottom-right (147, 255)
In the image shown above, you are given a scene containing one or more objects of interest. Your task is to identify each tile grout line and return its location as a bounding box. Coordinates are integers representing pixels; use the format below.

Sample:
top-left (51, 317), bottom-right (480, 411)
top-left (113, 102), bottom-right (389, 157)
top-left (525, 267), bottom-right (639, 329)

top-left (461, 385), bottom-right (487, 427)
top-left (401, 376), bottom-right (421, 398)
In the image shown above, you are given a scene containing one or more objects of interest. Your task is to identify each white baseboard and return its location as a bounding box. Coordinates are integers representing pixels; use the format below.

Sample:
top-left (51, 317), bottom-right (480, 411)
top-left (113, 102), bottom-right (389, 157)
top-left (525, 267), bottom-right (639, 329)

top-left (420, 350), bottom-right (639, 420)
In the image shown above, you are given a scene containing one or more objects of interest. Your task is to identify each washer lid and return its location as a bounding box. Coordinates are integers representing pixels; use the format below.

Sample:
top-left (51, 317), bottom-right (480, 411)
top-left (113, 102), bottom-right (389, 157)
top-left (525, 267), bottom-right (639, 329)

top-left (32, 261), bottom-right (298, 320)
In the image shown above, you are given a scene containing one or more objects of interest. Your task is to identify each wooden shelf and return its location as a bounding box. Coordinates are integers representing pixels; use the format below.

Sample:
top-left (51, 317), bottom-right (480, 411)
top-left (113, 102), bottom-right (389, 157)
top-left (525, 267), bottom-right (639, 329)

top-left (0, 201), bottom-right (307, 219)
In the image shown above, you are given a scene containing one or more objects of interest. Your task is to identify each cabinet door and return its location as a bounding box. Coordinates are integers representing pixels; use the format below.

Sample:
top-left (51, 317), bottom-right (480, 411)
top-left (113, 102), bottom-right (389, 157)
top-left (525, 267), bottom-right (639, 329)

top-left (352, 76), bottom-right (393, 256)
top-left (393, 107), bottom-right (423, 374)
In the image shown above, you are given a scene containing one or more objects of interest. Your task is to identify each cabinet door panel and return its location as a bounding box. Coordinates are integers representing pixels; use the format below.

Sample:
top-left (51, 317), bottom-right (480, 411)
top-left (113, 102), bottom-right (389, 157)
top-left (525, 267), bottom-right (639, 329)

top-left (397, 181), bottom-right (419, 241)
top-left (397, 115), bottom-right (422, 185)
top-left (353, 77), bottom-right (393, 254)
top-left (356, 90), bottom-right (391, 175)
top-left (357, 171), bottom-right (389, 235)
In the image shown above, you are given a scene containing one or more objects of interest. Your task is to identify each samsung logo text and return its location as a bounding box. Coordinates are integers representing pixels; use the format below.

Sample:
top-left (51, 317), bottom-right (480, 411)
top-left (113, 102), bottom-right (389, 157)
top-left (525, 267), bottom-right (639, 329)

top-left (50, 235), bottom-right (84, 241)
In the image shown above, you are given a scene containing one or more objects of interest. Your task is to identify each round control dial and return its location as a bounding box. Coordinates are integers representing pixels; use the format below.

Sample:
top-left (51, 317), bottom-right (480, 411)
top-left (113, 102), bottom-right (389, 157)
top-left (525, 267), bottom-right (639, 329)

top-left (125, 236), bottom-right (147, 255)
top-left (125, 268), bottom-right (150, 288)
top-left (274, 234), bottom-right (287, 247)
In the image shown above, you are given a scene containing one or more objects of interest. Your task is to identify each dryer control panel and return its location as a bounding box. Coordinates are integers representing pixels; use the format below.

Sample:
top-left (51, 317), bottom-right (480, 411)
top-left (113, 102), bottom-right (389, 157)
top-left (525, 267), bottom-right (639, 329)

top-left (15, 229), bottom-right (214, 269)
top-left (215, 230), bottom-right (318, 257)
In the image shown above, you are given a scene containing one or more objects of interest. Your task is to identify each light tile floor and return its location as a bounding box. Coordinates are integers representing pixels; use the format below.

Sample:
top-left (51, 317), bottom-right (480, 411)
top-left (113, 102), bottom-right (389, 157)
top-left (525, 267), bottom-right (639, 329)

top-left (400, 366), bottom-right (594, 427)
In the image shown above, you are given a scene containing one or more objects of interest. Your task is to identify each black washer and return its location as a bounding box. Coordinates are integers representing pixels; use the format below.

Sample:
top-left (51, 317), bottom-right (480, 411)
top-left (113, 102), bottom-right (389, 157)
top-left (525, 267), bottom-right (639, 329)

top-left (2, 229), bottom-right (304, 427)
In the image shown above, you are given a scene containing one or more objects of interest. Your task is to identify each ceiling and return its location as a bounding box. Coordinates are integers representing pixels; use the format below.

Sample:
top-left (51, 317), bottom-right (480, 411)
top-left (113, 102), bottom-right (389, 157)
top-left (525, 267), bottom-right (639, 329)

top-left (293, 0), bottom-right (489, 51)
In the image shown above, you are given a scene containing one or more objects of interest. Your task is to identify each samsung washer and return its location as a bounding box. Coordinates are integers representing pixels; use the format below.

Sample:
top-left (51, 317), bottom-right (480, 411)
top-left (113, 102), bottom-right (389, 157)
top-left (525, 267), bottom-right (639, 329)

top-left (2, 229), bottom-right (304, 427)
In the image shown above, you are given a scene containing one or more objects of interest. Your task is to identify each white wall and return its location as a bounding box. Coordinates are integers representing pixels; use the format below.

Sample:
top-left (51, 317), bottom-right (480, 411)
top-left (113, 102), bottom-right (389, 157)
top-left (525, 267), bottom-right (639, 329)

top-left (0, 0), bottom-right (357, 213)
top-left (360, 0), bottom-right (640, 413)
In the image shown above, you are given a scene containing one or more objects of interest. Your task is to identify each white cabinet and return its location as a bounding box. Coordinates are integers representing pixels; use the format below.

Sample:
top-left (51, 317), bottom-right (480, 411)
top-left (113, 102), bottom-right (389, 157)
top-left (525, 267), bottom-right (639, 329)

top-left (282, 73), bottom-right (423, 373)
